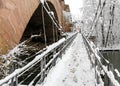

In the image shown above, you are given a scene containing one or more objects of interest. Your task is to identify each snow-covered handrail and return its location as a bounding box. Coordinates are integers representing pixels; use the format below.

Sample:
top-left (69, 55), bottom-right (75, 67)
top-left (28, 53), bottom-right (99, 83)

top-left (82, 34), bottom-right (120, 86)
top-left (0, 32), bottom-right (78, 86)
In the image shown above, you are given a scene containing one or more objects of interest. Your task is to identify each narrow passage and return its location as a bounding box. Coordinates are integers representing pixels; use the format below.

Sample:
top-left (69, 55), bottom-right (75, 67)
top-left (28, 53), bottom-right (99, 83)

top-left (38, 33), bottom-right (97, 86)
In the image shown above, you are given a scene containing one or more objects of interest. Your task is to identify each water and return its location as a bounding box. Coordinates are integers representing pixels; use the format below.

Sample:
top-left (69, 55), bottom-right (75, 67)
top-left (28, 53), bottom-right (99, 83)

top-left (101, 50), bottom-right (120, 72)
top-left (101, 50), bottom-right (120, 83)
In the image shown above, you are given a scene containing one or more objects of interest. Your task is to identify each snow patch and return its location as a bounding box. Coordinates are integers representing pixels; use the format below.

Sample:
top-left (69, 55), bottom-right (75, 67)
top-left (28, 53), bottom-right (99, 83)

top-left (115, 69), bottom-right (120, 77)
top-left (40, 0), bottom-right (44, 4)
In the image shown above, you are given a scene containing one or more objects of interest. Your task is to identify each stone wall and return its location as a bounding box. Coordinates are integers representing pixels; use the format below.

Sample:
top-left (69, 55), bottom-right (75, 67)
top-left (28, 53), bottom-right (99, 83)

top-left (0, 0), bottom-right (64, 54)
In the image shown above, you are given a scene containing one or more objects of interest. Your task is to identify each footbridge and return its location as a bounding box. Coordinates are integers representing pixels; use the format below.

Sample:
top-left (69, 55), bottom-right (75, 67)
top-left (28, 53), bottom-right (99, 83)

top-left (0, 32), bottom-right (120, 86)
top-left (0, 0), bottom-right (120, 86)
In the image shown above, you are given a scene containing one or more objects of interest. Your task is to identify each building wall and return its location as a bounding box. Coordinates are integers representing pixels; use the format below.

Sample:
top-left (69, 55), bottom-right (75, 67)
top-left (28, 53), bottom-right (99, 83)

top-left (63, 4), bottom-right (73, 32)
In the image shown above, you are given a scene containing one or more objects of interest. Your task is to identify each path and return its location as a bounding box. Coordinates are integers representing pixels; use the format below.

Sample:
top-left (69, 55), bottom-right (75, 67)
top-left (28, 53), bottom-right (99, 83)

top-left (37, 33), bottom-right (97, 86)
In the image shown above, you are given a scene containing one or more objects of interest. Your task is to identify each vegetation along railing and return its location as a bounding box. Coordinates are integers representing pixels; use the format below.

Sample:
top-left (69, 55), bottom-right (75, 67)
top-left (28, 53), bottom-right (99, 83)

top-left (0, 32), bottom-right (78, 86)
top-left (82, 33), bottom-right (120, 86)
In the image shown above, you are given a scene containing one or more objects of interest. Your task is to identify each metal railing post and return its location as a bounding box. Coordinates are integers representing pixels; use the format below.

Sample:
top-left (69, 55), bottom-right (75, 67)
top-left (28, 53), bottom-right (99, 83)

top-left (52, 50), bottom-right (56, 66)
top-left (10, 78), bottom-right (14, 86)
top-left (40, 58), bottom-right (44, 83)
top-left (15, 75), bottom-right (18, 86)
top-left (107, 63), bottom-right (114, 86)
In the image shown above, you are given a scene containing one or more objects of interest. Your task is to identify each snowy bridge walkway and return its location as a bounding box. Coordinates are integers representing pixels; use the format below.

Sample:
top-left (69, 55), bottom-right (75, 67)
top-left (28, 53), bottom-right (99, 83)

top-left (37, 33), bottom-right (97, 86)
top-left (0, 33), bottom-right (119, 86)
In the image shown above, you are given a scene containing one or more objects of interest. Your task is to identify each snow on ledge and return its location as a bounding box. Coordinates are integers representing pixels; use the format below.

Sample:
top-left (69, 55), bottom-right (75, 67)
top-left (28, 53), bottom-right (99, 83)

top-left (40, 0), bottom-right (44, 4)
top-left (115, 69), bottom-right (120, 77)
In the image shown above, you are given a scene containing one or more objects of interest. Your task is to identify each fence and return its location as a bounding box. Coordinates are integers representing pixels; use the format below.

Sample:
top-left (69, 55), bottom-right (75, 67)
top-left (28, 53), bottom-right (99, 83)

top-left (82, 34), bottom-right (120, 86)
top-left (0, 32), bottom-right (78, 86)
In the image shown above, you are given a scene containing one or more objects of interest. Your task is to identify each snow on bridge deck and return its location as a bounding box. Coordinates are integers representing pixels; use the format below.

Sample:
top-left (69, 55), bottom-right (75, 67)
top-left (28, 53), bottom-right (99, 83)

top-left (37, 33), bottom-right (99, 86)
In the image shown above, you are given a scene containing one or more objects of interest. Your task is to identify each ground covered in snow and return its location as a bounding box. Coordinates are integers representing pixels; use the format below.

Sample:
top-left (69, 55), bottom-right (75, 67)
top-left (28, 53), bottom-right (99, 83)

top-left (37, 33), bottom-right (97, 86)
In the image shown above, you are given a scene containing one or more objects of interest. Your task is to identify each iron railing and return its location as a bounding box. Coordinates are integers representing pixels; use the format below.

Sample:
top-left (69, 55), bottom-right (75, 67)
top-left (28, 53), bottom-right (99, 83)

top-left (0, 32), bottom-right (78, 86)
top-left (82, 34), bottom-right (120, 86)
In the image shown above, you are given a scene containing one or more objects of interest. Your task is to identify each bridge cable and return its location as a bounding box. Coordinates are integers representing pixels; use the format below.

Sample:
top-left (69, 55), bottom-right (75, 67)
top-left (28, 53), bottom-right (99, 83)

top-left (87, 0), bottom-right (107, 38)
top-left (52, 20), bottom-right (55, 42)
top-left (42, 4), bottom-right (47, 47)
top-left (44, 1), bottom-right (60, 26)
top-left (42, 5), bottom-right (65, 40)
top-left (45, 1), bottom-right (63, 30)
top-left (43, 5), bottom-right (58, 29)
top-left (43, 0), bottom-right (64, 33)
top-left (47, 8), bottom-right (58, 42)
top-left (55, 25), bottom-right (58, 41)
top-left (41, 0), bottom-right (59, 43)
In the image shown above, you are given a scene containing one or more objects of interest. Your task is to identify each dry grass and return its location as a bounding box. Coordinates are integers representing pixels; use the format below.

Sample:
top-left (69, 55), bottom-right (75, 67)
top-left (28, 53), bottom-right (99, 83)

top-left (0, 56), bottom-right (13, 79)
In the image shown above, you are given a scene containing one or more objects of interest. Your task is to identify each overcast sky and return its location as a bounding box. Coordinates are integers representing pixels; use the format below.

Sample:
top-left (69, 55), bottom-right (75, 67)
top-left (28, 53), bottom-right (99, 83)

top-left (65, 0), bottom-right (83, 20)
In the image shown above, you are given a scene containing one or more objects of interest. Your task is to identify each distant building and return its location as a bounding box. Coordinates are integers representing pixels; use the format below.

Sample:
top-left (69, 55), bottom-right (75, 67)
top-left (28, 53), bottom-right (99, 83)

top-left (63, 4), bottom-right (73, 32)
